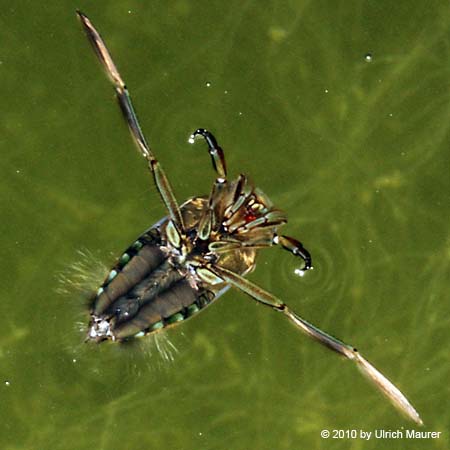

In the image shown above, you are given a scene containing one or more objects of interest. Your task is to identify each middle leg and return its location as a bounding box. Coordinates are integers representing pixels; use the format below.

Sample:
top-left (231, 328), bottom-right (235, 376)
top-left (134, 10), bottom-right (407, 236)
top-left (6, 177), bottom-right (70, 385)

top-left (274, 234), bottom-right (312, 270)
top-left (189, 128), bottom-right (227, 183)
top-left (189, 129), bottom-right (228, 239)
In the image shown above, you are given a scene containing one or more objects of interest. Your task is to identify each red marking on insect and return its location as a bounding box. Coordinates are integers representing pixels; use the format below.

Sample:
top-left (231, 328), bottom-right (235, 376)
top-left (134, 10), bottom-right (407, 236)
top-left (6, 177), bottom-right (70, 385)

top-left (244, 210), bottom-right (258, 223)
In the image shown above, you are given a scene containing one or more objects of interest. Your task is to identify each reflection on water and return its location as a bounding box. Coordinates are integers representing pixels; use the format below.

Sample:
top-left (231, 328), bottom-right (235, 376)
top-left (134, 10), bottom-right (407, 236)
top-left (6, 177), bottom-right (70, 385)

top-left (1, 1), bottom-right (449, 449)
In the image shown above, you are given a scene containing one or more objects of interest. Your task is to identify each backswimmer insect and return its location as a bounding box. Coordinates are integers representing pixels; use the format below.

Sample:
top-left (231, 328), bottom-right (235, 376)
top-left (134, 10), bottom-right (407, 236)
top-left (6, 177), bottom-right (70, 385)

top-left (77, 11), bottom-right (422, 425)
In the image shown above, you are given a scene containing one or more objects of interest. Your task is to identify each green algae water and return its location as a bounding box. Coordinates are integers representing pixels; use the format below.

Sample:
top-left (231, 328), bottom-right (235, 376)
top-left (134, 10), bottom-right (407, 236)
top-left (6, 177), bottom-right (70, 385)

top-left (1, 1), bottom-right (449, 449)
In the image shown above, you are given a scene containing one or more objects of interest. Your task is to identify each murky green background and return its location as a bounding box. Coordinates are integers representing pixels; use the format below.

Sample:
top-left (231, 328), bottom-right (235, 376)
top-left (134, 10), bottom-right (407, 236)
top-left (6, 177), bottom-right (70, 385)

top-left (1, 1), bottom-right (449, 449)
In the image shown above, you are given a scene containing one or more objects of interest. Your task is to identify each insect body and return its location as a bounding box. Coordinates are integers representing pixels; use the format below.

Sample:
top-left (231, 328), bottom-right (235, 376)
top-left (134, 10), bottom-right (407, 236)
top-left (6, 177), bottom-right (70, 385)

top-left (90, 184), bottom-right (279, 341)
top-left (77, 11), bottom-right (422, 425)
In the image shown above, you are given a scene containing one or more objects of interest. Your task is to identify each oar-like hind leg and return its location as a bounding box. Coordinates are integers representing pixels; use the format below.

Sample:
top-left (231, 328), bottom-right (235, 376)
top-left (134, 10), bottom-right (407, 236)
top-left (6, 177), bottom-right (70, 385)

top-left (208, 264), bottom-right (423, 426)
top-left (77, 11), bottom-right (185, 236)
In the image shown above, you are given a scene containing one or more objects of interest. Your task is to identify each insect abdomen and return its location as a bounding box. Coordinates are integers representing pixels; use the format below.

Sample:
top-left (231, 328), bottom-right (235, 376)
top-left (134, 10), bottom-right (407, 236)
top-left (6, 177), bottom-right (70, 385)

top-left (89, 227), bottom-right (214, 341)
top-left (113, 277), bottom-right (207, 339)
top-left (93, 230), bottom-right (165, 316)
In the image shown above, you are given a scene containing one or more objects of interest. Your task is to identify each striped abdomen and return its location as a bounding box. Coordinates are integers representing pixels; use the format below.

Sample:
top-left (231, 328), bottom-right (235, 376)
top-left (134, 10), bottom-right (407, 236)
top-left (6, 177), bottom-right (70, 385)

top-left (88, 228), bottom-right (213, 341)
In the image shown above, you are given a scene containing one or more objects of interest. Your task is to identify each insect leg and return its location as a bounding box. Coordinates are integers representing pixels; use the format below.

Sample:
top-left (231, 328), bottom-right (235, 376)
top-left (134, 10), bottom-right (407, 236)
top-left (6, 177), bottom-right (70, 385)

top-left (189, 128), bottom-right (227, 183)
top-left (77, 11), bottom-right (185, 234)
top-left (188, 129), bottom-right (227, 239)
top-left (274, 235), bottom-right (312, 270)
top-left (208, 264), bottom-right (423, 426)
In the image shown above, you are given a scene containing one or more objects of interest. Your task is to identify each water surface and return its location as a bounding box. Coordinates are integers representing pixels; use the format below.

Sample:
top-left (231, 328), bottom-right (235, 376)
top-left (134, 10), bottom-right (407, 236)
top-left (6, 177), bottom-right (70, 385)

top-left (1, 1), bottom-right (449, 449)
